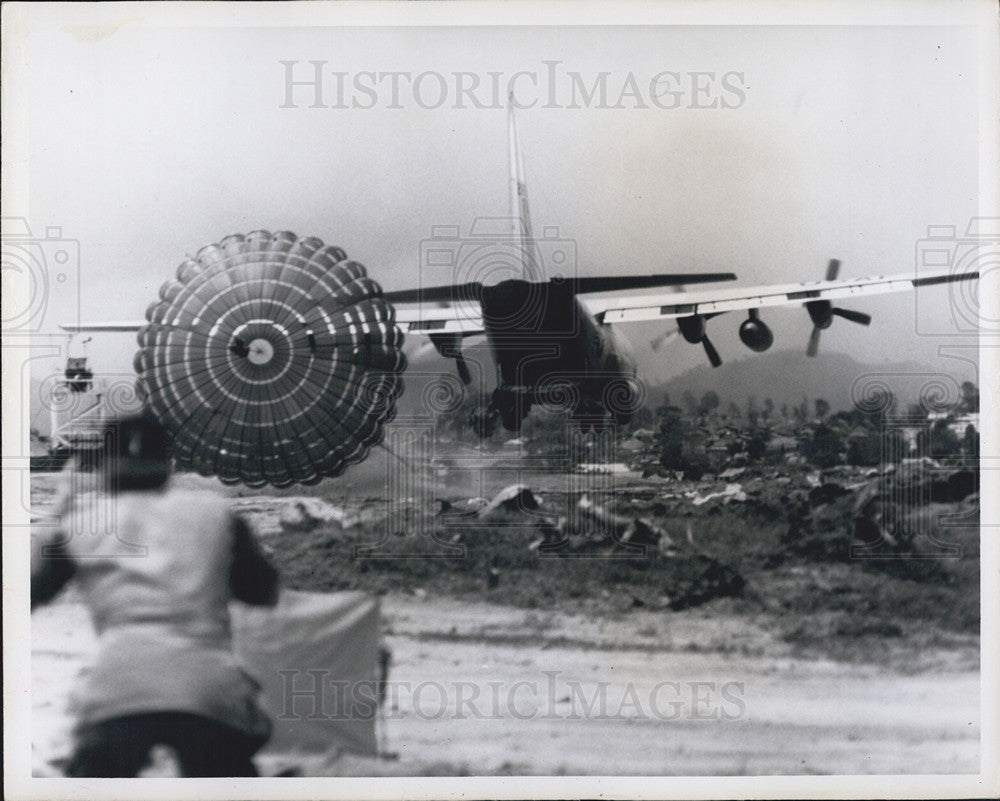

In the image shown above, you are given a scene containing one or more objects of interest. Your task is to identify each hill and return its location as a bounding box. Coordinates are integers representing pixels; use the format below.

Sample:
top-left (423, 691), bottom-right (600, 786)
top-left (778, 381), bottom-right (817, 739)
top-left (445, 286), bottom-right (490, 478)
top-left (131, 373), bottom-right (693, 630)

top-left (650, 350), bottom-right (976, 415)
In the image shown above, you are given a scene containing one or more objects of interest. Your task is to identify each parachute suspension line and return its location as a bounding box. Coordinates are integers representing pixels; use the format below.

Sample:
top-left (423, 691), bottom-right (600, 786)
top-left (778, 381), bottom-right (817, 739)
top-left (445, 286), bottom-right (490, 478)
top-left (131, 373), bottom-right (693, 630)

top-left (375, 438), bottom-right (423, 475)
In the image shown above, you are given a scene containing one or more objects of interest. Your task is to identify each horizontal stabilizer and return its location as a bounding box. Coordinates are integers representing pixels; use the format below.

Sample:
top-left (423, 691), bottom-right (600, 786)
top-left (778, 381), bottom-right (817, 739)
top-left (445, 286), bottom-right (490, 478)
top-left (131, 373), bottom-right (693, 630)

top-left (570, 273), bottom-right (736, 294)
top-left (59, 322), bottom-right (145, 332)
top-left (382, 283), bottom-right (483, 304)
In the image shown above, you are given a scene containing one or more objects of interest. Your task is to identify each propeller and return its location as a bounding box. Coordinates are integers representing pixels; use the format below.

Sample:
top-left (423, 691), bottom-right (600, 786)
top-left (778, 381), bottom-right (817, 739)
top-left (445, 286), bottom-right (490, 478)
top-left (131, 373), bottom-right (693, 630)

top-left (650, 284), bottom-right (685, 353)
top-left (650, 328), bottom-right (681, 351)
top-left (410, 339), bottom-right (437, 359)
top-left (701, 335), bottom-right (723, 368)
top-left (832, 307), bottom-right (873, 325)
top-left (806, 325), bottom-right (823, 358)
top-left (805, 259), bottom-right (872, 357)
top-left (677, 314), bottom-right (722, 368)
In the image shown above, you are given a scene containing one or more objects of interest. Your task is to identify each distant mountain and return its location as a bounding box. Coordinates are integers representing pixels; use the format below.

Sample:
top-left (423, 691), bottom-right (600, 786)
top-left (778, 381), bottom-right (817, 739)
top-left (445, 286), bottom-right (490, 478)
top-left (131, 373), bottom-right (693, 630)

top-left (650, 350), bottom-right (976, 414)
top-left (394, 347), bottom-right (979, 420)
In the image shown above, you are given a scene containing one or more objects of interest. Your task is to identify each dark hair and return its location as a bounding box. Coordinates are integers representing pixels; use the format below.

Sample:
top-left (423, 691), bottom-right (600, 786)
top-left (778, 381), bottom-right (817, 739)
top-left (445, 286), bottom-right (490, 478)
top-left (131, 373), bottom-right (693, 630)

top-left (99, 414), bottom-right (173, 490)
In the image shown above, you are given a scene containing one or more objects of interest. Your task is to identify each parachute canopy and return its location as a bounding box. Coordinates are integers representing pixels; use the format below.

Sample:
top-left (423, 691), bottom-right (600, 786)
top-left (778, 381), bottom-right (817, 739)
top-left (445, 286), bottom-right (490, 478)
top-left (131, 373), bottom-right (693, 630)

top-left (135, 231), bottom-right (406, 488)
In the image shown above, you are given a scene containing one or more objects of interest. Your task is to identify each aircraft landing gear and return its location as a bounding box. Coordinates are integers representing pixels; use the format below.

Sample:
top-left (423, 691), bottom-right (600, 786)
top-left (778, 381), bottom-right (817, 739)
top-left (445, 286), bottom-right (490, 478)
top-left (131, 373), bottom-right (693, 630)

top-left (471, 405), bottom-right (500, 438)
top-left (471, 388), bottom-right (532, 438)
top-left (572, 397), bottom-right (609, 433)
top-left (493, 388), bottom-right (531, 433)
top-left (500, 406), bottom-right (523, 433)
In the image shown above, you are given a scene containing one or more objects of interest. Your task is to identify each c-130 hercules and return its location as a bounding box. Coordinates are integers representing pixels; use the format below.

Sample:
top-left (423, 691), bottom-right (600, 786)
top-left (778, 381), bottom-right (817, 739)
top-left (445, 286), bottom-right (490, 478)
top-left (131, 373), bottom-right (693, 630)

top-left (63, 100), bottom-right (979, 451)
top-left (382, 99), bottom-right (978, 435)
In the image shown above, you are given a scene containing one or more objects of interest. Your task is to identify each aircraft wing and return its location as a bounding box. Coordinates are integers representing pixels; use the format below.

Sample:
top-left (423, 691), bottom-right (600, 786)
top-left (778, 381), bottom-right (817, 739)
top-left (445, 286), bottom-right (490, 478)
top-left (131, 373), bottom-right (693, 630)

top-left (59, 322), bottom-right (146, 332)
top-left (385, 272), bottom-right (737, 337)
top-left (393, 304), bottom-right (485, 336)
top-left (60, 313), bottom-right (490, 337)
top-left (584, 267), bottom-right (978, 324)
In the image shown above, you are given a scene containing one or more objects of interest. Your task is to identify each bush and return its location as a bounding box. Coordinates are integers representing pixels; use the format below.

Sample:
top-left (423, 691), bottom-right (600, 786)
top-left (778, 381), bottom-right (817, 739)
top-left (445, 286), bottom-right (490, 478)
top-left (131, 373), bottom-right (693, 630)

top-left (804, 424), bottom-right (843, 468)
top-left (847, 429), bottom-right (909, 466)
top-left (656, 405), bottom-right (711, 478)
top-left (746, 427), bottom-right (770, 462)
top-left (918, 420), bottom-right (961, 459)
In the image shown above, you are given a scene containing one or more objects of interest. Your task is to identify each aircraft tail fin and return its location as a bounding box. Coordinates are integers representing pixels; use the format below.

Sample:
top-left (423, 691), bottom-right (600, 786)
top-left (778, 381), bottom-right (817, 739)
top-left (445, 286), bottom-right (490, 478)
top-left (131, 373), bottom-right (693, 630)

top-left (508, 95), bottom-right (540, 280)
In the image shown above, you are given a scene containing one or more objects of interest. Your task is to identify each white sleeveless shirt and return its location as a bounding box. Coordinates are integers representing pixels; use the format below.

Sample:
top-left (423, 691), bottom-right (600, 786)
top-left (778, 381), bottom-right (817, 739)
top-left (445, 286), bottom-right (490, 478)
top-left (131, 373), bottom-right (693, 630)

top-left (60, 485), bottom-right (271, 738)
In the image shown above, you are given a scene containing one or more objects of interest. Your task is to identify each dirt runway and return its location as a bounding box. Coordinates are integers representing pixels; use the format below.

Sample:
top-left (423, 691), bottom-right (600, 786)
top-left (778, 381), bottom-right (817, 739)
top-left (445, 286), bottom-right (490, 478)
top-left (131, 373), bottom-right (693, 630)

top-left (31, 594), bottom-right (979, 776)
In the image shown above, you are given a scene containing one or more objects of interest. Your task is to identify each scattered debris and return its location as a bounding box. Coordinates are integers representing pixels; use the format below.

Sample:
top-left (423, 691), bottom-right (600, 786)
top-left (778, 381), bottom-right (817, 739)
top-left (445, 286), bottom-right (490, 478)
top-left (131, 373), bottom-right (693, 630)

top-left (666, 555), bottom-right (745, 611)
top-left (781, 464), bottom-right (979, 571)
top-left (479, 484), bottom-right (542, 517)
top-left (691, 483), bottom-right (748, 506)
top-left (435, 498), bottom-right (483, 524)
top-left (618, 438), bottom-right (644, 453)
top-left (808, 483), bottom-right (849, 506)
top-left (529, 496), bottom-right (674, 556)
top-left (586, 496), bottom-right (665, 548)
top-left (885, 463), bottom-right (978, 504)
top-left (279, 498), bottom-right (354, 533)
top-left (523, 494), bottom-right (743, 610)
top-left (947, 470), bottom-right (978, 501)
top-left (576, 463), bottom-right (630, 474)
top-left (900, 456), bottom-right (943, 469)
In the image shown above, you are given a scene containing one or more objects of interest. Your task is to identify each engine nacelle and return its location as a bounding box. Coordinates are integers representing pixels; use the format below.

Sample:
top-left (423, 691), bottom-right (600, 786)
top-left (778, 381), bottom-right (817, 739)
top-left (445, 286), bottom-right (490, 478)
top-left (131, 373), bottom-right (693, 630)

top-left (806, 299), bottom-right (834, 329)
top-left (677, 314), bottom-right (706, 344)
top-left (738, 317), bottom-right (774, 352)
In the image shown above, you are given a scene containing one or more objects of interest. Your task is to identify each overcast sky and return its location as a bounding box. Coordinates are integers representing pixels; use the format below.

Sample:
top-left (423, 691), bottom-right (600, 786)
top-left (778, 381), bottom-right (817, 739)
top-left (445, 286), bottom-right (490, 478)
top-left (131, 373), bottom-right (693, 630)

top-left (5, 5), bottom-right (989, 390)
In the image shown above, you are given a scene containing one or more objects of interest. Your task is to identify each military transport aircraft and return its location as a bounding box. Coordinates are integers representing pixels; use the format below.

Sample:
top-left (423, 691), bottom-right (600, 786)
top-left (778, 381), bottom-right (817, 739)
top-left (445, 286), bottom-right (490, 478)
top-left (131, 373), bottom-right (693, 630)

top-left (62, 101), bottom-right (979, 439)
top-left (380, 101), bottom-right (978, 434)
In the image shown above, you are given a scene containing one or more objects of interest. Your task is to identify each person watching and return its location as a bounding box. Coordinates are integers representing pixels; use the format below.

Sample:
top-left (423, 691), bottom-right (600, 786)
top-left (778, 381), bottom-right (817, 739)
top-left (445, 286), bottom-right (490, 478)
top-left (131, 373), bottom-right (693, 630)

top-left (31, 414), bottom-right (280, 777)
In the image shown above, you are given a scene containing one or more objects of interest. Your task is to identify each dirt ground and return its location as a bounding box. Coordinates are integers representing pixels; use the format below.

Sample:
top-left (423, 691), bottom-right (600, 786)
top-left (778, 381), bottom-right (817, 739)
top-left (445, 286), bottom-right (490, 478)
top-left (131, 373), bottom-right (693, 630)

top-left (31, 593), bottom-right (980, 776)
top-left (28, 458), bottom-right (982, 776)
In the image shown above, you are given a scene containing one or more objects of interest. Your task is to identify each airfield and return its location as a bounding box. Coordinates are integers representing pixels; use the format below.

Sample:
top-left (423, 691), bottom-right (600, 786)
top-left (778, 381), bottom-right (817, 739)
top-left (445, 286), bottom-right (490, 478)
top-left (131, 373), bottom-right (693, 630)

top-left (30, 438), bottom-right (980, 776)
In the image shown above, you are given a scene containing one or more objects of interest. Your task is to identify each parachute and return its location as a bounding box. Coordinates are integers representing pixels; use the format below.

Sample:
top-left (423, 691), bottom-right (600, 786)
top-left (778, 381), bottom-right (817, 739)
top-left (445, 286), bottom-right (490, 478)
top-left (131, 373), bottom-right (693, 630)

top-left (135, 231), bottom-right (406, 488)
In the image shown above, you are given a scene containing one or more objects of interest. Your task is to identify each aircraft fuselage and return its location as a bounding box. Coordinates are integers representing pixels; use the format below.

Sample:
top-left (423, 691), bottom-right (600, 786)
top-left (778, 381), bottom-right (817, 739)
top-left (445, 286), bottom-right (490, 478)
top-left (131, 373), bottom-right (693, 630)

top-left (479, 279), bottom-right (638, 426)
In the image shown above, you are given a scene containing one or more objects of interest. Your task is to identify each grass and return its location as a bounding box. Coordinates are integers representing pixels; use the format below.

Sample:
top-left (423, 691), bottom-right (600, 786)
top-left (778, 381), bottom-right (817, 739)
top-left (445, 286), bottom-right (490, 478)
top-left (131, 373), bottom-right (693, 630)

top-left (263, 488), bottom-right (980, 665)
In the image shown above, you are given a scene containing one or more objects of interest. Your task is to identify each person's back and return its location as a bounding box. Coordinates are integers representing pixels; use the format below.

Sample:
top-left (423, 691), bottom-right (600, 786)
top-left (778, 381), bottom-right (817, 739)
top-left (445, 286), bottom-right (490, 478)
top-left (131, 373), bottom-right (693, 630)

top-left (32, 415), bottom-right (279, 777)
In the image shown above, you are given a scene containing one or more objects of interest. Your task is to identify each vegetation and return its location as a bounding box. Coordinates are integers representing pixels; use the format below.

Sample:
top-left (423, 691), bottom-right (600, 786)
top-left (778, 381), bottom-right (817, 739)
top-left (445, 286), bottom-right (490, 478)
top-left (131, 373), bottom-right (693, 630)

top-left (423, 374), bottom-right (980, 474)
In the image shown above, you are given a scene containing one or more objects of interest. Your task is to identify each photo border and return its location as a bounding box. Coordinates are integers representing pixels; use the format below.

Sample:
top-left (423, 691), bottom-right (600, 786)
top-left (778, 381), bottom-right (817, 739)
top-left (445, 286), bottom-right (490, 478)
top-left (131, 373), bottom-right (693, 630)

top-left (3, 1), bottom-right (998, 799)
